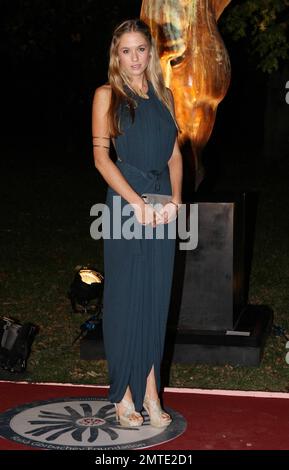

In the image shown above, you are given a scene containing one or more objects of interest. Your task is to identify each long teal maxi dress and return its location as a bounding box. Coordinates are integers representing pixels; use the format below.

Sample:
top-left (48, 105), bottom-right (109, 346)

top-left (102, 80), bottom-right (177, 412)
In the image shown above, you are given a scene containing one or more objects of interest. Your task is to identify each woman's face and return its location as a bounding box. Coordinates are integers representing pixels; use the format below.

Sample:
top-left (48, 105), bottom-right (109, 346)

top-left (117, 32), bottom-right (150, 79)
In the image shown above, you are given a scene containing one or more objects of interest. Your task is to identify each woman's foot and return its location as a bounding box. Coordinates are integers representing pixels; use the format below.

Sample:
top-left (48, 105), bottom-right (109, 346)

top-left (115, 398), bottom-right (143, 427)
top-left (143, 396), bottom-right (172, 428)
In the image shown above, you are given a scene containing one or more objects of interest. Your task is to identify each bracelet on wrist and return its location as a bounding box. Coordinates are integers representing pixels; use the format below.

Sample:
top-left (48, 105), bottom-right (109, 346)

top-left (169, 200), bottom-right (181, 211)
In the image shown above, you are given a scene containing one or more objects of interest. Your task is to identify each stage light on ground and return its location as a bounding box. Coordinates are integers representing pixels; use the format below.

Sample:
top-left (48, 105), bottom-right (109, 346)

top-left (68, 265), bottom-right (104, 315)
top-left (67, 266), bottom-right (104, 345)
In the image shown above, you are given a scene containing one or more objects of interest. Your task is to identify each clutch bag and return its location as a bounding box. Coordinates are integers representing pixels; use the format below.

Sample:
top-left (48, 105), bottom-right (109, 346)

top-left (141, 193), bottom-right (172, 207)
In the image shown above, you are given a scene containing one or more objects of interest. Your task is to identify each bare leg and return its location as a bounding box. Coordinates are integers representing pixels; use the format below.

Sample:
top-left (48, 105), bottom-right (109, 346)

top-left (145, 365), bottom-right (159, 400)
top-left (114, 386), bottom-right (143, 427)
top-left (144, 365), bottom-right (172, 427)
top-left (116, 386), bottom-right (133, 414)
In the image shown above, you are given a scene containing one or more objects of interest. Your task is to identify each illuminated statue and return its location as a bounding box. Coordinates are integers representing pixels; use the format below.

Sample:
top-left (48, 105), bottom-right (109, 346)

top-left (141, 0), bottom-right (232, 190)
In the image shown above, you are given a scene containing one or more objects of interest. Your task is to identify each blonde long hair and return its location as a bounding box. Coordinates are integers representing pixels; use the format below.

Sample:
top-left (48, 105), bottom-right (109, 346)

top-left (107, 18), bottom-right (180, 137)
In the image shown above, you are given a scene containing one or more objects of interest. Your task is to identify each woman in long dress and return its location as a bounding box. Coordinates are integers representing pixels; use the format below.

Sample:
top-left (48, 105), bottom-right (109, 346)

top-left (92, 18), bottom-right (183, 428)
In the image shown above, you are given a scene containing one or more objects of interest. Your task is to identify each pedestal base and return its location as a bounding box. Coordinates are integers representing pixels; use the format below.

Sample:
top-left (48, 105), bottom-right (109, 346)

top-left (165, 304), bottom-right (273, 366)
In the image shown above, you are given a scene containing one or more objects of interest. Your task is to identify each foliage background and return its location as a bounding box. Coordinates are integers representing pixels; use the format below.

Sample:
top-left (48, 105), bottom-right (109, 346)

top-left (1, 0), bottom-right (289, 388)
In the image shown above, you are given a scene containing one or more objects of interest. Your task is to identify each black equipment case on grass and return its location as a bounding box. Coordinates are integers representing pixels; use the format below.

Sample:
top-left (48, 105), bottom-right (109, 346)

top-left (0, 317), bottom-right (38, 372)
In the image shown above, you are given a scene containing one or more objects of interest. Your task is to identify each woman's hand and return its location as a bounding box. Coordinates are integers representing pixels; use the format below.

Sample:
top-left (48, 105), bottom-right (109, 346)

top-left (157, 201), bottom-right (180, 224)
top-left (133, 201), bottom-right (160, 227)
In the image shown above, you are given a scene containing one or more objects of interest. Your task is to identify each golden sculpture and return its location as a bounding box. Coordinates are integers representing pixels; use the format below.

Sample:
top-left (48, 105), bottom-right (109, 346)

top-left (140, 0), bottom-right (232, 190)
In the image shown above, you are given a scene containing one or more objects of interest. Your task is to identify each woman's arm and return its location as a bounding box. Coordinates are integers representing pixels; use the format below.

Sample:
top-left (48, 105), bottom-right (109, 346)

top-left (92, 85), bottom-right (146, 207)
top-left (167, 88), bottom-right (183, 205)
top-left (92, 85), bottom-right (144, 204)
top-left (92, 85), bottom-right (159, 226)
top-left (168, 137), bottom-right (183, 205)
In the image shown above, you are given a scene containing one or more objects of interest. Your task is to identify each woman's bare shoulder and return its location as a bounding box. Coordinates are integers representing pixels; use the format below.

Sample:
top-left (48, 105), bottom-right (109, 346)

top-left (94, 83), bottom-right (112, 98)
top-left (93, 84), bottom-right (112, 111)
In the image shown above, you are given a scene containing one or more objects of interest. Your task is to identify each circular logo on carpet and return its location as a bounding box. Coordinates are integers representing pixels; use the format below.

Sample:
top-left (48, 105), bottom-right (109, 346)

top-left (0, 397), bottom-right (186, 450)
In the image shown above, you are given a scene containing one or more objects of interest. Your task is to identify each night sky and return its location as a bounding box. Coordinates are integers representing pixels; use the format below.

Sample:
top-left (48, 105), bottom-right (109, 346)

top-left (0, 0), bottom-right (275, 175)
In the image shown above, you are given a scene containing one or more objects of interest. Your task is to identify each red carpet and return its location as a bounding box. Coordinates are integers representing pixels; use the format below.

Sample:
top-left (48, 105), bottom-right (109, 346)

top-left (1, 381), bottom-right (289, 450)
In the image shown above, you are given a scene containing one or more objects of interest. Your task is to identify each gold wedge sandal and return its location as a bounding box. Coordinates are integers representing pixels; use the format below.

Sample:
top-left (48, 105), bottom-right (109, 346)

top-left (143, 396), bottom-right (172, 428)
top-left (114, 398), bottom-right (143, 427)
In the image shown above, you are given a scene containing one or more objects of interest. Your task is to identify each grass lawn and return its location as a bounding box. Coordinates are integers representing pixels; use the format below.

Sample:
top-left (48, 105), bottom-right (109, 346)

top-left (1, 145), bottom-right (289, 391)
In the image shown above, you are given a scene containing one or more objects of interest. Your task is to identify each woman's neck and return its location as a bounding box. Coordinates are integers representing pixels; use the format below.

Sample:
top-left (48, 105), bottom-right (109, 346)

top-left (130, 76), bottom-right (148, 93)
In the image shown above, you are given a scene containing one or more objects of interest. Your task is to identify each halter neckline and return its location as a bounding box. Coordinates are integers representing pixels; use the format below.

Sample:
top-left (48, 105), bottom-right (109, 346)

top-left (125, 80), bottom-right (151, 100)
